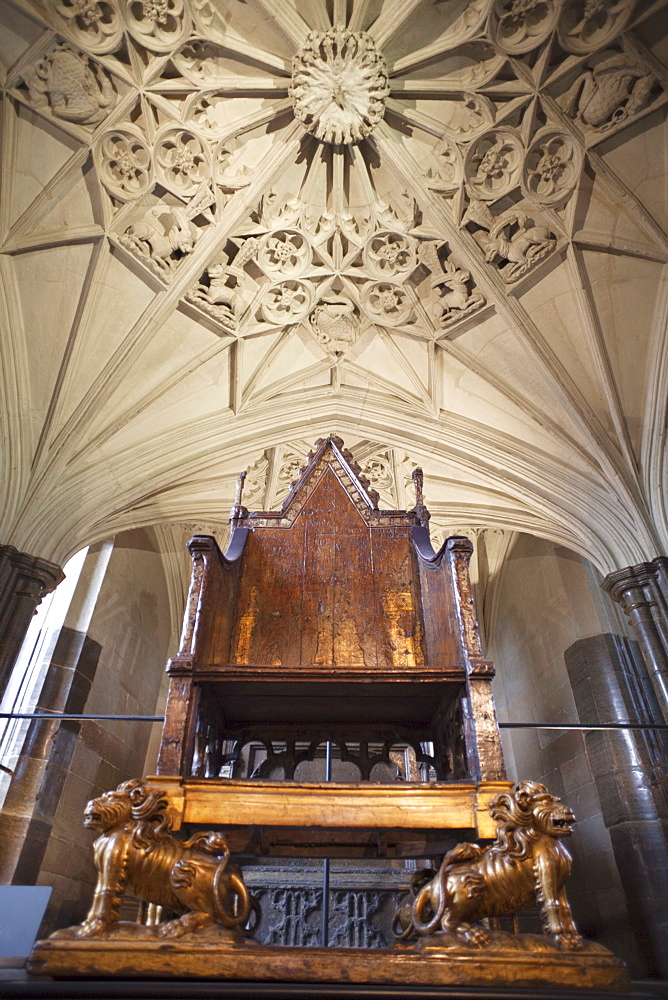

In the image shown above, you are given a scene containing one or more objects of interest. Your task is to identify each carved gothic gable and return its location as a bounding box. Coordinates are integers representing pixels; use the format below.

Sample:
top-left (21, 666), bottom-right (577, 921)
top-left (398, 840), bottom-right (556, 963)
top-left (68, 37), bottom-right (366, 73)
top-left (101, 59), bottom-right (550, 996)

top-left (246, 436), bottom-right (411, 529)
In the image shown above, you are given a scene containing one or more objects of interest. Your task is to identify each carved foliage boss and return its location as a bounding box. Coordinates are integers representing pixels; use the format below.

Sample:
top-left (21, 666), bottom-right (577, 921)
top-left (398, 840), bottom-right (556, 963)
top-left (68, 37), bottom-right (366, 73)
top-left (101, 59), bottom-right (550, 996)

top-left (290, 28), bottom-right (390, 145)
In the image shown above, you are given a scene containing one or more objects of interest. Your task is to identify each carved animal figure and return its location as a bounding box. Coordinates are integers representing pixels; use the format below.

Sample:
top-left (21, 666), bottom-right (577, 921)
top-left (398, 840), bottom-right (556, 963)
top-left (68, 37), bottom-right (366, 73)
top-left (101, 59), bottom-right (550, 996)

top-left (188, 261), bottom-right (239, 331)
top-left (24, 44), bottom-right (115, 124)
top-left (206, 263), bottom-right (236, 306)
top-left (434, 260), bottom-right (484, 322)
top-left (123, 206), bottom-right (198, 273)
top-left (122, 183), bottom-right (215, 275)
top-left (309, 295), bottom-right (359, 357)
top-left (392, 780), bottom-right (584, 949)
top-left (563, 53), bottom-right (656, 129)
top-left (462, 200), bottom-right (555, 282)
top-left (67, 779), bottom-right (252, 938)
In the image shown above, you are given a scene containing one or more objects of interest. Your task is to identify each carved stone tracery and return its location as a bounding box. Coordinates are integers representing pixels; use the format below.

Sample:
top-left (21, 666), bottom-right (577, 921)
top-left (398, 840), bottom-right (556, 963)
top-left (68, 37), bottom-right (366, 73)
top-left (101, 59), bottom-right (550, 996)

top-left (155, 129), bottom-right (211, 197)
top-left (523, 130), bottom-right (582, 206)
top-left (95, 129), bottom-right (152, 200)
top-left (183, 193), bottom-right (487, 343)
top-left (465, 129), bottom-right (523, 201)
top-left (490, 0), bottom-right (559, 54)
top-left (124, 0), bottom-right (191, 51)
top-left (559, 0), bottom-right (635, 53)
top-left (46, 0), bottom-right (124, 53)
top-left (5, 0), bottom-right (664, 401)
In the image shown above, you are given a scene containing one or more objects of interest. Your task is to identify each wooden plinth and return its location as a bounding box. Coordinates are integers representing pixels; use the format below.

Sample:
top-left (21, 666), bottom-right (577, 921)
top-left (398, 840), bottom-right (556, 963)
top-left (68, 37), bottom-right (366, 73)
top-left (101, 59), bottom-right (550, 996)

top-left (28, 935), bottom-right (629, 992)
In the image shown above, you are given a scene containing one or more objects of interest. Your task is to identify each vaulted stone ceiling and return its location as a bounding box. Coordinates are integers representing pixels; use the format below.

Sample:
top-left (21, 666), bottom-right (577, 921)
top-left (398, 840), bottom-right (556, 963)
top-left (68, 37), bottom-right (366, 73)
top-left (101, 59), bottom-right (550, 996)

top-left (0, 0), bottom-right (666, 574)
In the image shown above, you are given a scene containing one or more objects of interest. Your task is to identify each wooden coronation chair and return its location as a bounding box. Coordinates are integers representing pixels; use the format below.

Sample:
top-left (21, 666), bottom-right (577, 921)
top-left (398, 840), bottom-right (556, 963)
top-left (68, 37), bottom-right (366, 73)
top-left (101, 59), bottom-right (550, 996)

top-left (152, 437), bottom-right (510, 856)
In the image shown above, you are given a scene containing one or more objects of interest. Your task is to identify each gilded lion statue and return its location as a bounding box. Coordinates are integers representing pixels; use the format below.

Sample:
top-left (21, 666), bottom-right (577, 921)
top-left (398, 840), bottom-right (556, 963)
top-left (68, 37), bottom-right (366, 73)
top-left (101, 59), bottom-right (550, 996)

top-left (55, 779), bottom-right (253, 939)
top-left (393, 780), bottom-right (584, 950)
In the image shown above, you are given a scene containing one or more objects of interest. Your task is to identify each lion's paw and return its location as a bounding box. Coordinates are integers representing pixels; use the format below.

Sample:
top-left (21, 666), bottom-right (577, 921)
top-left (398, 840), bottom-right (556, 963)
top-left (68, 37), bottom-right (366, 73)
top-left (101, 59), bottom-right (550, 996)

top-left (74, 918), bottom-right (112, 938)
top-left (455, 923), bottom-right (490, 947)
top-left (552, 932), bottom-right (585, 951)
top-left (157, 918), bottom-right (191, 938)
top-left (158, 912), bottom-right (213, 938)
top-left (49, 926), bottom-right (78, 940)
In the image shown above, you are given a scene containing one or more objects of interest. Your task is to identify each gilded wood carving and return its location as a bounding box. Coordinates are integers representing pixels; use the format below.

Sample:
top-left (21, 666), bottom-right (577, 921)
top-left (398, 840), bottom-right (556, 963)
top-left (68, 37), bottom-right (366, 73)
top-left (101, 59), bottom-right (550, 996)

top-left (51, 779), bottom-right (253, 940)
top-left (392, 781), bottom-right (583, 950)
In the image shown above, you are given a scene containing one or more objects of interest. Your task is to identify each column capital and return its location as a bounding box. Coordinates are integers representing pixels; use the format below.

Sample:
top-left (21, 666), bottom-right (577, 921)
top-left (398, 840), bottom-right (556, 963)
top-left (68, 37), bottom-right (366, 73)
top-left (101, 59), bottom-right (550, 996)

top-left (601, 556), bottom-right (668, 724)
top-left (0, 543), bottom-right (64, 593)
top-left (0, 544), bottom-right (64, 696)
top-left (602, 560), bottom-right (660, 606)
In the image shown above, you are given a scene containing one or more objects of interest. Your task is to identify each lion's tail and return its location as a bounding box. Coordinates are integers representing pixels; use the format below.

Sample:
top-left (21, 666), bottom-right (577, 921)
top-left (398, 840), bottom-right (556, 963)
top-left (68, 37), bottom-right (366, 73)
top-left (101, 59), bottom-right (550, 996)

top-left (213, 861), bottom-right (252, 929)
top-left (411, 879), bottom-right (446, 935)
top-left (411, 843), bottom-right (486, 935)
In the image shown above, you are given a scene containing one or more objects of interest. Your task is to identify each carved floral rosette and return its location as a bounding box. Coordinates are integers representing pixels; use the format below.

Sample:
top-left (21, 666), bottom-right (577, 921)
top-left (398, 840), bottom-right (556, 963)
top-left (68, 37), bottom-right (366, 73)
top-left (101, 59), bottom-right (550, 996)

top-left (522, 129), bottom-right (582, 206)
top-left (122, 0), bottom-right (192, 52)
top-left (489, 0), bottom-right (559, 55)
top-left (46, 0), bottom-right (124, 54)
top-left (558, 0), bottom-right (634, 54)
top-left (363, 232), bottom-right (417, 280)
top-left (154, 127), bottom-right (211, 197)
top-left (260, 231), bottom-right (312, 277)
top-left (95, 126), bottom-right (153, 200)
top-left (262, 280), bottom-right (314, 325)
top-left (362, 281), bottom-right (413, 328)
top-left (290, 28), bottom-right (390, 145)
top-left (465, 128), bottom-right (523, 202)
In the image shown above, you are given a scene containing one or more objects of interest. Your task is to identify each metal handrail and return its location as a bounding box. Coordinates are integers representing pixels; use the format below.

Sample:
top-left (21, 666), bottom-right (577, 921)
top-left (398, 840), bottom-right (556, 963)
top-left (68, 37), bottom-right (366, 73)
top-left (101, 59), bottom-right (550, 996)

top-left (1, 712), bottom-right (667, 730)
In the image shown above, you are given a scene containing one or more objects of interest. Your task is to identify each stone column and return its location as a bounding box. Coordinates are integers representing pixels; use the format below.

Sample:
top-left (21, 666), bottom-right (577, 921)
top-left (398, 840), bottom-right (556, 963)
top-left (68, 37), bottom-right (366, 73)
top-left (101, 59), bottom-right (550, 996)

top-left (565, 632), bottom-right (668, 978)
top-left (602, 558), bottom-right (668, 723)
top-left (0, 625), bottom-right (102, 884)
top-left (0, 544), bottom-right (64, 699)
top-left (0, 541), bottom-right (110, 886)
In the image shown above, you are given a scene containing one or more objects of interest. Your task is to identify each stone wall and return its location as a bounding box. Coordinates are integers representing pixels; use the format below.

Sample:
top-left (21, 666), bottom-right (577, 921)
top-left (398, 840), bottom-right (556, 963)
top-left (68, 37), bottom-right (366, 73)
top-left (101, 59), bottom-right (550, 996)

top-left (35, 528), bottom-right (172, 935)
top-left (487, 534), bottom-right (642, 971)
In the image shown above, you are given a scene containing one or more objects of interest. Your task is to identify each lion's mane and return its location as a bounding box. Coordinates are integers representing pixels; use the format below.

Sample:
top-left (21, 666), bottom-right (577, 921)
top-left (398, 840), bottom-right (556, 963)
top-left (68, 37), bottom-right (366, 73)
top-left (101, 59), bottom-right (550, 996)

top-left (485, 779), bottom-right (551, 862)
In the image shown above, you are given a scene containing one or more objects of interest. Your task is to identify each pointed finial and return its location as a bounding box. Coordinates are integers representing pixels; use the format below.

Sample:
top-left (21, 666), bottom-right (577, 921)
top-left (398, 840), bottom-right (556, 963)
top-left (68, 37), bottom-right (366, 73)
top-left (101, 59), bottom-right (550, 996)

top-left (234, 470), bottom-right (246, 506)
top-left (412, 467), bottom-right (424, 507)
top-left (230, 470), bottom-right (247, 520)
top-left (411, 467), bottom-right (430, 529)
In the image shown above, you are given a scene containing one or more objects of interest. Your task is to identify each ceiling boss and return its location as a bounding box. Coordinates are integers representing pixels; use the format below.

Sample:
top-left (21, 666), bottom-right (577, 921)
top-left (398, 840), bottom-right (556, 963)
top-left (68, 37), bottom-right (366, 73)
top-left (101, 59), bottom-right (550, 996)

top-left (290, 28), bottom-right (390, 145)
